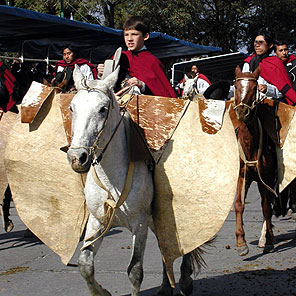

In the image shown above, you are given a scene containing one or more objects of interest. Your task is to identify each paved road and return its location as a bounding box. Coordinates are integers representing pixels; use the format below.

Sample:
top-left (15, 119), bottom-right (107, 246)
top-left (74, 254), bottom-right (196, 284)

top-left (1, 183), bottom-right (296, 296)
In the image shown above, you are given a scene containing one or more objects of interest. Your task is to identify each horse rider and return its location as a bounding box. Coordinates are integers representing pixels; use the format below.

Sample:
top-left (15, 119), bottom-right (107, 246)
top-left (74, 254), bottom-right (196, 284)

top-left (52, 45), bottom-right (97, 92)
top-left (241, 30), bottom-right (296, 105)
top-left (97, 16), bottom-right (177, 98)
top-left (178, 64), bottom-right (212, 96)
top-left (274, 40), bottom-right (296, 90)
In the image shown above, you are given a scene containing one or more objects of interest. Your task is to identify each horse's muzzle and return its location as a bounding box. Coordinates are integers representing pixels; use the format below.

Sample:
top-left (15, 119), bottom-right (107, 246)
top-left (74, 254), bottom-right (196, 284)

top-left (235, 105), bottom-right (251, 122)
top-left (67, 147), bottom-right (92, 173)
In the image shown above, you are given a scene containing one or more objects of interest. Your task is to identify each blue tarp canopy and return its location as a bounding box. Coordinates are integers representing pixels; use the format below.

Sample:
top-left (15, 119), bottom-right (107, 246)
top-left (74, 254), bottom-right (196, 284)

top-left (0, 5), bottom-right (221, 63)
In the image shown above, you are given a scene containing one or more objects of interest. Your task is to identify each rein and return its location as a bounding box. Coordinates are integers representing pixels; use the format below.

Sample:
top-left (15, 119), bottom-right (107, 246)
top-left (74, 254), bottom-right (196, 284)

top-left (72, 80), bottom-right (137, 249)
top-left (234, 76), bottom-right (278, 202)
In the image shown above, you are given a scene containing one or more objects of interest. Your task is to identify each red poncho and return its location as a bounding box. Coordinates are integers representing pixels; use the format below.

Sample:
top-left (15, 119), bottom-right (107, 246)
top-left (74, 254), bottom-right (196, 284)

top-left (54, 58), bottom-right (98, 79)
top-left (122, 50), bottom-right (177, 98)
top-left (0, 62), bottom-right (17, 112)
top-left (244, 54), bottom-right (296, 106)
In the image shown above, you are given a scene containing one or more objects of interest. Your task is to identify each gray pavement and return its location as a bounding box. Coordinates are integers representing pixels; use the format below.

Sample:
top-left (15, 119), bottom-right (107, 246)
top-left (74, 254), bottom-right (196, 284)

top-left (1, 183), bottom-right (296, 296)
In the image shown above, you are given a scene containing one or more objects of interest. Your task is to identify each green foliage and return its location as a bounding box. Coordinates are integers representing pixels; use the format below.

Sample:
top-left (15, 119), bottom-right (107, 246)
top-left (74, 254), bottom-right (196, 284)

top-left (7, 0), bottom-right (296, 53)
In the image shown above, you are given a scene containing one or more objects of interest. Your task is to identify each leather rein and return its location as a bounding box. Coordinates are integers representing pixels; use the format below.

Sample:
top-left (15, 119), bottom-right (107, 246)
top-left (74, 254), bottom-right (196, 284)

top-left (71, 79), bottom-right (136, 250)
top-left (233, 76), bottom-right (278, 202)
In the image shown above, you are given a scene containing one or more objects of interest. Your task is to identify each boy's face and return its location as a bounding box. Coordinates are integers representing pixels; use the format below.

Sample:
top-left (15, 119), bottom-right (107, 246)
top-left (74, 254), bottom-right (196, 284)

top-left (124, 29), bottom-right (149, 52)
top-left (63, 48), bottom-right (75, 64)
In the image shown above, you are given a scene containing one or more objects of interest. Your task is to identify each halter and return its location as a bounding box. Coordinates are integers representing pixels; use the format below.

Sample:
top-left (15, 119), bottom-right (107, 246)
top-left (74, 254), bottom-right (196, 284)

top-left (70, 78), bottom-right (125, 165)
top-left (232, 77), bottom-right (264, 117)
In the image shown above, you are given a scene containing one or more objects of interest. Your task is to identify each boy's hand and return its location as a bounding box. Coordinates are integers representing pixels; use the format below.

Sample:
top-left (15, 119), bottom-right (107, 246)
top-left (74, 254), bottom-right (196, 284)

top-left (127, 77), bottom-right (144, 89)
top-left (258, 84), bottom-right (267, 93)
top-left (97, 64), bottom-right (104, 77)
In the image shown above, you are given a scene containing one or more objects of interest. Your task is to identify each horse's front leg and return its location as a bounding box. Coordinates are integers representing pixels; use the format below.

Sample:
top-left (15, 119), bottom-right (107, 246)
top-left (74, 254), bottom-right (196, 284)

top-left (258, 185), bottom-right (274, 253)
top-left (128, 218), bottom-right (150, 296)
top-left (234, 171), bottom-right (251, 256)
top-left (78, 214), bottom-right (111, 296)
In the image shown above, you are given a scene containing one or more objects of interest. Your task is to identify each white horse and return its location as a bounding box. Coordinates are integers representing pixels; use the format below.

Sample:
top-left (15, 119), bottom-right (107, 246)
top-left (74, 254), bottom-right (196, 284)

top-left (182, 74), bottom-right (210, 98)
top-left (67, 65), bottom-right (201, 296)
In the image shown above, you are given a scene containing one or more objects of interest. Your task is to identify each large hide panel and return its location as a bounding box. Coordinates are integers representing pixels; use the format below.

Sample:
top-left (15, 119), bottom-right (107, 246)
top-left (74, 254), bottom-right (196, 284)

top-left (277, 108), bottom-right (296, 191)
top-left (153, 98), bottom-right (239, 285)
top-left (4, 89), bottom-right (88, 265)
top-left (0, 110), bottom-right (18, 228)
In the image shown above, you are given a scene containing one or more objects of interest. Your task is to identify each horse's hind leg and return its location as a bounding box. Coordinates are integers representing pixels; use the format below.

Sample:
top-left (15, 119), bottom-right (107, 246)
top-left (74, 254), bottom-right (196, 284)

top-left (78, 215), bottom-right (111, 296)
top-left (128, 219), bottom-right (150, 296)
top-left (179, 253), bottom-right (194, 296)
top-left (1, 185), bottom-right (14, 232)
top-left (258, 185), bottom-right (274, 253)
top-left (148, 219), bottom-right (173, 296)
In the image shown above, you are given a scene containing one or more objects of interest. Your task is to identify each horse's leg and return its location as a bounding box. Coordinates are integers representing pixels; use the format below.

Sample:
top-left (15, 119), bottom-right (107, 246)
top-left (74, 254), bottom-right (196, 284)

top-left (2, 185), bottom-right (14, 232)
top-left (179, 253), bottom-right (194, 296)
top-left (258, 220), bottom-right (267, 248)
top-left (148, 219), bottom-right (174, 296)
top-left (234, 173), bottom-right (251, 256)
top-left (289, 180), bottom-right (296, 220)
top-left (127, 218), bottom-right (150, 296)
top-left (258, 184), bottom-right (274, 253)
top-left (78, 214), bottom-right (111, 296)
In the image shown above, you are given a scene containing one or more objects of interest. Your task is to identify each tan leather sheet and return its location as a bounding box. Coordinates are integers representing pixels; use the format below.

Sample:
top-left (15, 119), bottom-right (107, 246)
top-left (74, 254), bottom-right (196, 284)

top-left (21, 81), bottom-right (54, 123)
top-left (5, 93), bottom-right (88, 265)
top-left (153, 98), bottom-right (239, 285)
top-left (126, 95), bottom-right (189, 163)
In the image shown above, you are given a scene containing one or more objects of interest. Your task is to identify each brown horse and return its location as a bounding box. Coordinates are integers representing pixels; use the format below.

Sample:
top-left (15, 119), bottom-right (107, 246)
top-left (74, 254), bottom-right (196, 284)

top-left (233, 65), bottom-right (279, 256)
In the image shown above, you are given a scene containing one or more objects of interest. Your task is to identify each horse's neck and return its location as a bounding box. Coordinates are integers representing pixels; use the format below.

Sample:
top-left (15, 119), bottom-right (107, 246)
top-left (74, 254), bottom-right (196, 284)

top-left (94, 115), bottom-right (129, 193)
top-left (238, 118), bottom-right (261, 158)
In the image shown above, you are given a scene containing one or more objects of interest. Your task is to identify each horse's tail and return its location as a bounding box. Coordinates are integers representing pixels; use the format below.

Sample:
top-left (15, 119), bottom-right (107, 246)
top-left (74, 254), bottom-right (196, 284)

top-left (189, 236), bottom-right (216, 277)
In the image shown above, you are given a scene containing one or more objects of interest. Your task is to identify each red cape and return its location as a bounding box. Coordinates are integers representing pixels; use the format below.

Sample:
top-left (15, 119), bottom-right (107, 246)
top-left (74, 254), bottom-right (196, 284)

top-left (284, 54), bottom-right (296, 64)
top-left (244, 54), bottom-right (296, 106)
top-left (122, 50), bottom-right (177, 98)
top-left (198, 73), bottom-right (211, 85)
top-left (0, 62), bottom-right (17, 112)
top-left (54, 58), bottom-right (98, 79)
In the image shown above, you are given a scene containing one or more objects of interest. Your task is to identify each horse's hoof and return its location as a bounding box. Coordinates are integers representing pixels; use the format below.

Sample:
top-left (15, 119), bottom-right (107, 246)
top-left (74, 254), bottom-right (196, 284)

top-left (258, 239), bottom-right (266, 248)
top-left (291, 212), bottom-right (296, 221)
top-left (263, 244), bottom-right (274, 254)
top-left (155, 284), bottom-right (174, 296)
top-left (179, 276), bottom-right (193, 296)
top-left (4, 219), bottom-right (14, 232)
top-left (237, 245), bottom-right (249, 256)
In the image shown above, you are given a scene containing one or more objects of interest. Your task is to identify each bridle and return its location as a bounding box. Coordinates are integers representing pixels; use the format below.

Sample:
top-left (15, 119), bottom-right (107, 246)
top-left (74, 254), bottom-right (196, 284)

top-left (232, 77), bottom-right (264, 118)
top-left (70, 79), bottom-right (128, 165)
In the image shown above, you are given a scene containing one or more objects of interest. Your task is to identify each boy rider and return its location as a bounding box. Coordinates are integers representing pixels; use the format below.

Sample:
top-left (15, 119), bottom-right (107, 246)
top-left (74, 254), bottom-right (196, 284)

top-left (98, 16), bottom-right (177, 98)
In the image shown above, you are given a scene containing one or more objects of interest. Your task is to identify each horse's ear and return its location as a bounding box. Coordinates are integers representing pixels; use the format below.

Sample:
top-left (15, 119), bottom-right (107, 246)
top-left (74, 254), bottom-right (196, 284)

top-left (73, 64), bottom-right (84, 90)
top-left (235, 65), bottom-right (242, 76)
top-left (103, 66), bottom-right (120, 89)
top-left (184, 74), bottom-right (188, 82)
top-left (253, 66), bottom-right (261, 79)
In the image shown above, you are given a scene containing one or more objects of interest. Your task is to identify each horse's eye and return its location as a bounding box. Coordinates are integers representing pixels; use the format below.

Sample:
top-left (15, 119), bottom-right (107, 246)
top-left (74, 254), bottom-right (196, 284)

top-left (69, 105), bottom-right (73, 112)
top-left (99, 106), bottom-right (108, 113)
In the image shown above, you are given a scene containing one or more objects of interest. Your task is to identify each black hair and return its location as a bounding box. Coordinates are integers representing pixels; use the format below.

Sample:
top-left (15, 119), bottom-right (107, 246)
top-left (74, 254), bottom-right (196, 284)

top-left (62, 45), bottom-right (79, 58)
top-left (274, 40), bottom-right (288, 51)
top-left (123, 16), bottom-right (149, 36)
top-left (256, 29), bottom-right (274, 46)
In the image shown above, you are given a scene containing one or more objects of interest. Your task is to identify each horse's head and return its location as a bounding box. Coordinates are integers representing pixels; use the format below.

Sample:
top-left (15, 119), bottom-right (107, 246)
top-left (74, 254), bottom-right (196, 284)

top-left (67, 65), bottom-right (120, 173)
top-left (233, 65), bottom-right (260, 122)
top-left (182, 75), bottom-right (198, 99)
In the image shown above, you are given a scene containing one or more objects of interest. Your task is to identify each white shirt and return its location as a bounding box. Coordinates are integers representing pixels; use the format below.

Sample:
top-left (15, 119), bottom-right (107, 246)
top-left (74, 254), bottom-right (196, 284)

top-left (57, 64), bottom-right (94, 81)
